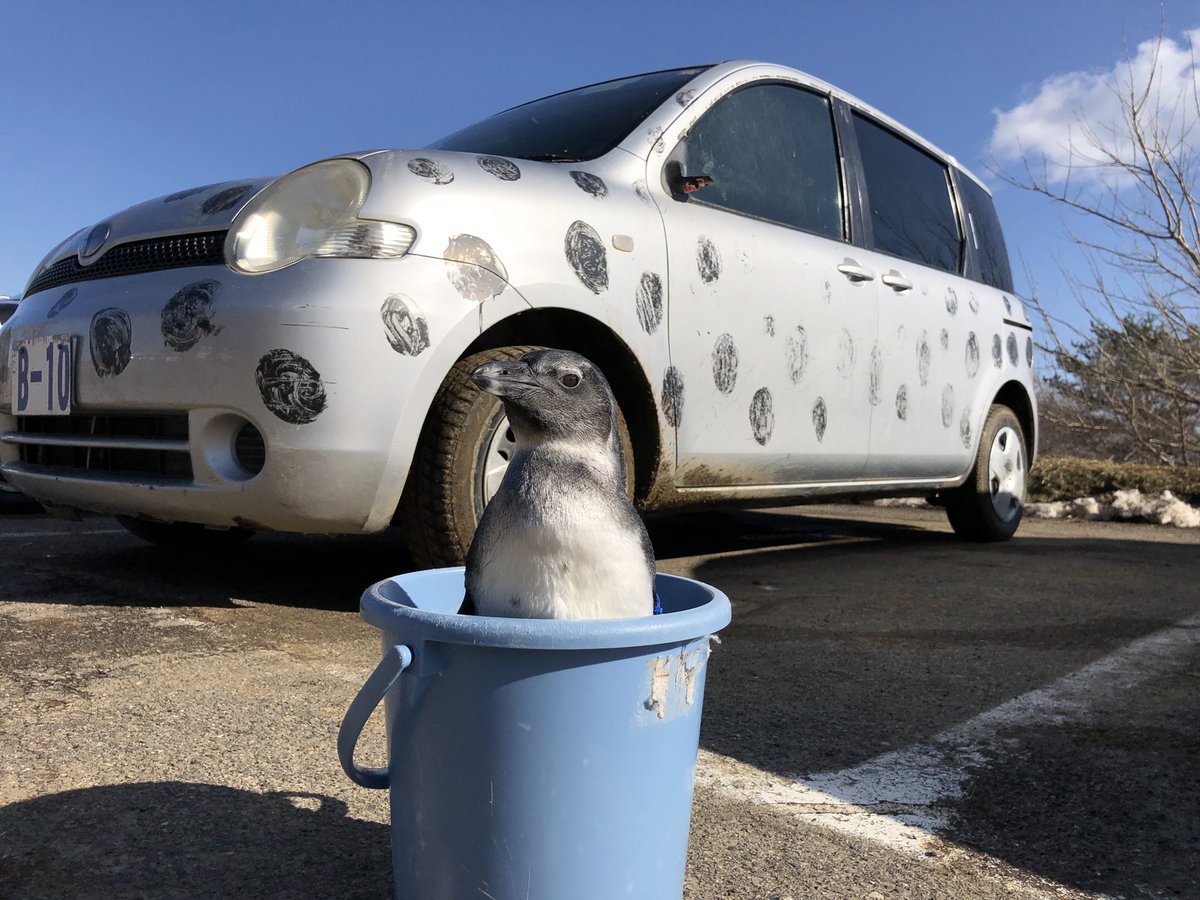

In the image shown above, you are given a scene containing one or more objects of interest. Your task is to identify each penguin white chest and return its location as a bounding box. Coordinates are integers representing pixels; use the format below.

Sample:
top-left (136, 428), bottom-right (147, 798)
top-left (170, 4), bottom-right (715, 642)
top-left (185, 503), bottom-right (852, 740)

top-left (474, 499), bottom-right (653, 619)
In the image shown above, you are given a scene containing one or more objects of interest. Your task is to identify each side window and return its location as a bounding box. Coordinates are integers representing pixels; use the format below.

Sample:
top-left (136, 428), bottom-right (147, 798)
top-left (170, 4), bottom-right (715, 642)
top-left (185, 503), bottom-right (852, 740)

top-left (667, 84), bottom-right (843, 239)
top-left (852, 113), bottom-right (961, 273)
top-left (958, 174), bottom-right (1014, 292)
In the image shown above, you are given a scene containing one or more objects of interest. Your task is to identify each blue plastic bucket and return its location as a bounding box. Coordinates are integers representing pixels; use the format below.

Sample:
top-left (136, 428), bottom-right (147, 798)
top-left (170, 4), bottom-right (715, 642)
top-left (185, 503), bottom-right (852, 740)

top-left (339, 567), bottom-right (730, 900)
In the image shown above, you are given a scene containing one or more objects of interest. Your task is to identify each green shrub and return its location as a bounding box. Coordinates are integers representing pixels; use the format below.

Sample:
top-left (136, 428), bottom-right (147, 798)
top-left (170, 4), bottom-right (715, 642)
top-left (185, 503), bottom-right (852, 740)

top-left (1029, 456), bottom-right (1200, 505)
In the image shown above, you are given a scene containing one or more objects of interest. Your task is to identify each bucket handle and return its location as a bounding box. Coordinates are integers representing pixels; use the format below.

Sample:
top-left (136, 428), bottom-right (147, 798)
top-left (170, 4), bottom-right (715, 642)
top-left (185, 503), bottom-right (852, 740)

top-left (338, 643), bottom-right (412, 789)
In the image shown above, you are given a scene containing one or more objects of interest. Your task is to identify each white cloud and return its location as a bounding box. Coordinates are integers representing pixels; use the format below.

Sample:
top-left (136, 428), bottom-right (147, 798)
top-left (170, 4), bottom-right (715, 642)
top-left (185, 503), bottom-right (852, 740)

top-left (990, 29), bottom-right (1200, 185)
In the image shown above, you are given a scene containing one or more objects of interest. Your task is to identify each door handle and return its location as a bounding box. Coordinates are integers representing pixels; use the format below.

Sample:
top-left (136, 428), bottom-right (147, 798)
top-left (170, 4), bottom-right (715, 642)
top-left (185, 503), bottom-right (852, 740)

top-left (881, 271), bottom-right (913, 292)
top-left (837, 260), bottom-right (875, 282)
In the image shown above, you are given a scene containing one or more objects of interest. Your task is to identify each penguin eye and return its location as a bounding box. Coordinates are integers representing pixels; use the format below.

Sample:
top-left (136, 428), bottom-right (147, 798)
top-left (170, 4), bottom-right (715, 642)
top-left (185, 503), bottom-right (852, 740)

top-left (559, 372), bottom-right (581, 389)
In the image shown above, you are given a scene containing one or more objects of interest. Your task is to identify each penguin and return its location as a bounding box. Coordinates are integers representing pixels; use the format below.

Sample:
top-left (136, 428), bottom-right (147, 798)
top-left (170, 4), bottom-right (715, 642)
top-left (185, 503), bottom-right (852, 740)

top-left (463, 348), bottom-right (656, 619)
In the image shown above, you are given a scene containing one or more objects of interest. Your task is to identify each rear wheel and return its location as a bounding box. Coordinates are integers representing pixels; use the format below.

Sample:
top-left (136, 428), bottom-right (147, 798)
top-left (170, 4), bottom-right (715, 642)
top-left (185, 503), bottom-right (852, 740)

top-left (945, 404), bottom-right (1027, 542)
top-left (400, 345), bottom-right (633, 568)
top-left (116, 516), bottom-right (254, 549)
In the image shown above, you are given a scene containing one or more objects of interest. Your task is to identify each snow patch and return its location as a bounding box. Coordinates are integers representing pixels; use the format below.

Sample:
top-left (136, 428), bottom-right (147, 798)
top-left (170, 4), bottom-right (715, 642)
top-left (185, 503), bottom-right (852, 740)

top-left (875, 490), bottom-right (1199, 528)
top-left (872, 497), bottom-right (931, 509)
top-left (1026, 489), bottom-right (1200, 528)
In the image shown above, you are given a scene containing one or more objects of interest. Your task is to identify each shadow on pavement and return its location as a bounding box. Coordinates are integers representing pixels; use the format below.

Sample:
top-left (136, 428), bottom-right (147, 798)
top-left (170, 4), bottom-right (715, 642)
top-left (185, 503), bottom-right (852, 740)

top-left (0, 782), bottom-right (391, 900)
top-left (1, 527), bottom-right (414, 613)
top-left (2, 506), bottom-right (920, 613)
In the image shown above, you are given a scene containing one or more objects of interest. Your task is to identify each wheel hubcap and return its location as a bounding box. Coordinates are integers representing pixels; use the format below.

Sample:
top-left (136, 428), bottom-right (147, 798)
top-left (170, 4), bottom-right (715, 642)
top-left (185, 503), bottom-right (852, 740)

top-left (481, 415), bottom-right (516, 505)
top-left (987, 425), bottom-right (1026, 523)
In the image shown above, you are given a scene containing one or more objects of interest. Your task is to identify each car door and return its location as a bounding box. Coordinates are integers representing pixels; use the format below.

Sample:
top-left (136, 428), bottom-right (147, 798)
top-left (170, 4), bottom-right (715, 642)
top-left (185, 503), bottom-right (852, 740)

top-left (849, 111), bottom-right (978, 480)
top-left (654, 80), bottom-right (879, 486)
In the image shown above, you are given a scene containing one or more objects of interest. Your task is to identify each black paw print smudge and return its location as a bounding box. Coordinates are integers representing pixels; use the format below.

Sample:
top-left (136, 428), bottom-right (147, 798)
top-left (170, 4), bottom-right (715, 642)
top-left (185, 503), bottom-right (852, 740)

top-left (380, 293), bottom-right (430, 356)
top-left (675, 89), bottom-right (697, 106)
top-left (444, 234), bottom-right (508, 301)
top-left (255, 349), bottom-right (327, 425)
top-left (836, 328), bottom-right (856, 377)
top-left (697, 236), bottom-right (721, 284)
top-left (47, 287), bottom-right (78, 319)
top-left (940, 328), bottom-right (950, 352)
top-left (476, 156), bottom-right (521, 181)
top-left (868, 343), bottom-right (882, 406)
top-left (647, 124), bottom-right (665, 153)
top-left (408, 158), bottom-right (454, 185)
top-left (812, 397), bottom-right (828, 443)
top-left (895, 384), bottom-right (908, 421)
top-left (712, 334), bottom-right (739, 394)
top-left (569, 171), bottom-right (608, 198)
top-left (90, 308), bottom-right (133, 378)
top-left (785, 326), bottom-right (808, 384)
top-left (749, 388), bottom-right (774, 446)
top-left (661, 366), bottom-right (684, 428)
top-left (945, 288), bottom-right (959, 316)
top-left (634, 180), bottom-right (654, 205)
top-left (941, 383), bottom-right (955, 428)
top-left (1025, 336), bottom-right (1034, 367)
top-left (1007, 333), bottom-right (1019, 366)
top-left (565, 221), bottom-right (608, 294)
top-left (635, 272), bottom-right (663, 334)
top-left (965, 332), bottom-right (980, 378)
top-left (959, 407), bottom-right (973, 449)
top-left (201, 183), bottom-right (255, 215)
top-left (763, 315), bottom-right (776, 337)
top-left (161, 279), bottom-right (222, 351)
top-left (917, 333), bottom-right (931, 387)
top-left (992, 334), bottom-right (1003, 368)
top-left (968, 292), bottom-right (980, 314)
top-left (1003, 295), bottom-right (1014, 316)
top-left (162, 184), bottom-right (213, 204)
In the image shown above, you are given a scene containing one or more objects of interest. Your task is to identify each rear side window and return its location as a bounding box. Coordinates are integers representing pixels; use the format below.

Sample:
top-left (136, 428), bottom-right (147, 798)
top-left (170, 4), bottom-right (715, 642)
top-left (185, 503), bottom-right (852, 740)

top-left (958, 174), bottom-right (1014, 292)
top-left (852, 113), bottom-right (961, 273)
top-left (668, 83), bottom-right (843, 239)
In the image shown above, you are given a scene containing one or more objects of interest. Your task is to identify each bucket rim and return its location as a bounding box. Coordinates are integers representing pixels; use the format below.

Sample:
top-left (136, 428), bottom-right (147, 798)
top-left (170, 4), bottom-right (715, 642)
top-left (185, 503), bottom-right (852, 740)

top-left (360, 568), bottom-right (731, 650)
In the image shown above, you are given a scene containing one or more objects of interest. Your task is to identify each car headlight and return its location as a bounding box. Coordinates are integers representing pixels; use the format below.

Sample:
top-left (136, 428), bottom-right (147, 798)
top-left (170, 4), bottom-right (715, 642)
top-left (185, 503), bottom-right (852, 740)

top-left (226, 159), bottom-right (416, 274)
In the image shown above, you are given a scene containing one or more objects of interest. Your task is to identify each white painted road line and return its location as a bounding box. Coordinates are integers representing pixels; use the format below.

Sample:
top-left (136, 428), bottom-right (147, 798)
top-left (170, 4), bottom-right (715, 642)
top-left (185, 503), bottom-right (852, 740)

top-left (698, 612), bottom-right (1200, 856)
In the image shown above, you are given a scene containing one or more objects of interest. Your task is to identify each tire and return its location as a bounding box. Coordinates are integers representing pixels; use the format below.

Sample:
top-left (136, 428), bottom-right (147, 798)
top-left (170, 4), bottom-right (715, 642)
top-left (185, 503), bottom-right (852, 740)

top-left (117, 516), bottom-right (254, 549)
top-left (944, 404), bottom-right (1028, 542)
top-left (400, 345), bottom-right (634, 568)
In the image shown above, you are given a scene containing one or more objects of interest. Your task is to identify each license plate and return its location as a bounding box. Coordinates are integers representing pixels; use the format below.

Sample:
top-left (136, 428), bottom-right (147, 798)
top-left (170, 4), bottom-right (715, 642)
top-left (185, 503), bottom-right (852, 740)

top-left (10, 334), bottom-right (77, 415)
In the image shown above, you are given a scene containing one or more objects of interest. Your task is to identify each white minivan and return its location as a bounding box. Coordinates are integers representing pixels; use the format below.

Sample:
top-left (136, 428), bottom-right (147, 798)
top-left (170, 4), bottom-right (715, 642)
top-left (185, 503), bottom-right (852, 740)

top-left (1, 61), bottom-right (1036, 562)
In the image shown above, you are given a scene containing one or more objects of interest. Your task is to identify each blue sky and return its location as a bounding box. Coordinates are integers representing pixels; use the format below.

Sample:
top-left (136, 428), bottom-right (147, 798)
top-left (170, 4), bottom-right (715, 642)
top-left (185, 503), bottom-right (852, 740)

top-left (2, 0), bottom-right (1194, 329)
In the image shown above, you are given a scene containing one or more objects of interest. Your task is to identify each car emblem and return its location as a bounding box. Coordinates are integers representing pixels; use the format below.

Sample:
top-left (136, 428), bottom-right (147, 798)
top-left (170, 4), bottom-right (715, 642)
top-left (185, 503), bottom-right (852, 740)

top-left (80, 221), bottom-right (111, 261)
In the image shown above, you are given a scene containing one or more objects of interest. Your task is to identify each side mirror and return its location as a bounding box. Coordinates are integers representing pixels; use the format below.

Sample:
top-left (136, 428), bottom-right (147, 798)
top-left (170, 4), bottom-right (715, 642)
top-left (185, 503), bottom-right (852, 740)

top-left (664, 161), bottom-right (714, 197)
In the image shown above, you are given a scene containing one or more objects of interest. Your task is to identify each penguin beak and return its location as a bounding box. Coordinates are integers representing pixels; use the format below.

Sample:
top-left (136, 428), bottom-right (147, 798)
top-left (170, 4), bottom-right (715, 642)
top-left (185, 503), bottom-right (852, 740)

top-left (471, 360), bottom-right (543, 398)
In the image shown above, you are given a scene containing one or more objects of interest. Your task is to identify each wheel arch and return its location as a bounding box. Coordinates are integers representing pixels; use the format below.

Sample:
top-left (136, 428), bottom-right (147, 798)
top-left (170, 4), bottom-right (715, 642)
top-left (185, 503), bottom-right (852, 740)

top-left (992, 379), bottom-right (1037, 466)
top-left (464, 308), bottom-right (663, 503)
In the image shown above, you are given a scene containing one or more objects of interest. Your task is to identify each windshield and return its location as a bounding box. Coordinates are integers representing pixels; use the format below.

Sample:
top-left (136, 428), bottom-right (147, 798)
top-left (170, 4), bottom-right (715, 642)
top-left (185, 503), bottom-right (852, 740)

top-left (428, 66), bottom-right (711, 162)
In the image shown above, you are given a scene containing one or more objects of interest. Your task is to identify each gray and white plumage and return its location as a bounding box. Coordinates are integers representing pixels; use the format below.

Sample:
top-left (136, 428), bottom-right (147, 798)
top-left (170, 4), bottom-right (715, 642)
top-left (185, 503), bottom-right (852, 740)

top-left (464, 349), bottom-right (655, 619)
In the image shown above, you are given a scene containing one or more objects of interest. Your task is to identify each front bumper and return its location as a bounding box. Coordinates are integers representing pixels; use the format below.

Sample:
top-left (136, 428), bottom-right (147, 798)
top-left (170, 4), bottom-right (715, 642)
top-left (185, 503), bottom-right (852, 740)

top-left (1, 253), bottom-right (482, 533)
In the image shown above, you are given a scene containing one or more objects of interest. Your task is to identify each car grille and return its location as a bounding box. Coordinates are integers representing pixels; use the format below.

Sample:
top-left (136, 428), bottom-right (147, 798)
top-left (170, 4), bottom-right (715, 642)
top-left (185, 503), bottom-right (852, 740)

top-left (25, 231), bottom-right (228, 297)
top-left (4, 414), bottom-right (193, 481)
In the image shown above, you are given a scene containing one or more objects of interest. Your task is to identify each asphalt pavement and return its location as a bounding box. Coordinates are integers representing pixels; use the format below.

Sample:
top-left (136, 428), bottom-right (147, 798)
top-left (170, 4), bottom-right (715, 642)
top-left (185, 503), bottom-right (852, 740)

top-left (1, 503), bottom-right (1197, 899)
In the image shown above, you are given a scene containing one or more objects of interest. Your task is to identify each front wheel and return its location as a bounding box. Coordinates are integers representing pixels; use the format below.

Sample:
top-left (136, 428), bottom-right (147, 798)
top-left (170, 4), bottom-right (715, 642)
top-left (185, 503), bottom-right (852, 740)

top-left (399, 345), bottom-right (634, 568)
top-left (945, 404), bottom-right (1028, 542)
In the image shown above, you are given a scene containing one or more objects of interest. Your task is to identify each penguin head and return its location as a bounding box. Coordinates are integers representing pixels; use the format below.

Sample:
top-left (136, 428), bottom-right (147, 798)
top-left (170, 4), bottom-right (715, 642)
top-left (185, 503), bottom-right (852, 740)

top-left (471, 349), bottom-right (617, 448)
